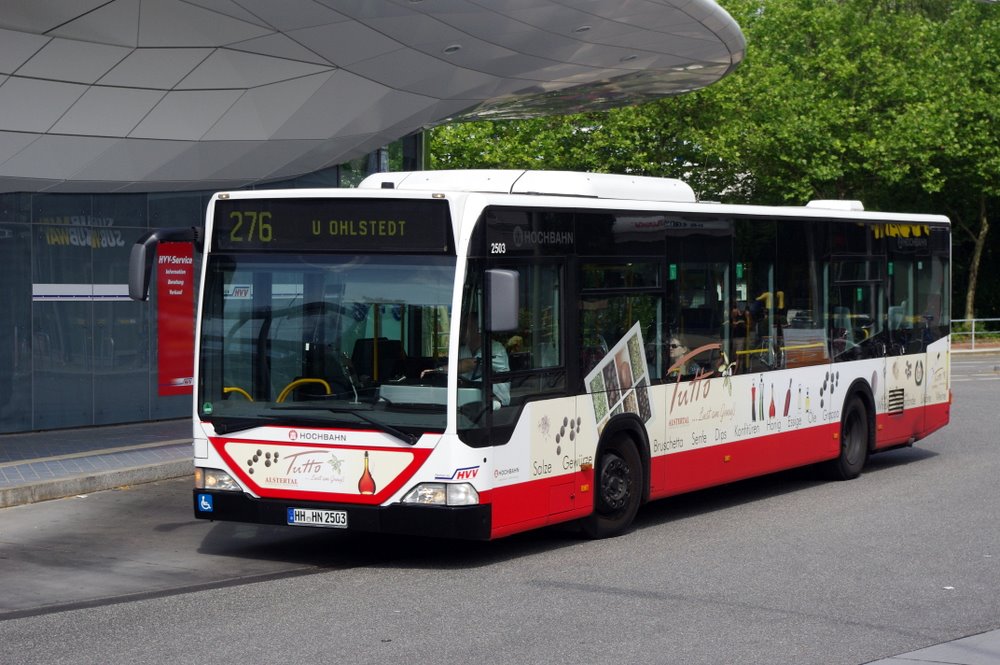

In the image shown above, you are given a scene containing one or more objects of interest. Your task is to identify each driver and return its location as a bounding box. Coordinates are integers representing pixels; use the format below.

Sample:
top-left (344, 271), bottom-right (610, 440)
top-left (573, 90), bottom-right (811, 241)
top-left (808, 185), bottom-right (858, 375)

top-left (457, 315), bottom-right (510, 408)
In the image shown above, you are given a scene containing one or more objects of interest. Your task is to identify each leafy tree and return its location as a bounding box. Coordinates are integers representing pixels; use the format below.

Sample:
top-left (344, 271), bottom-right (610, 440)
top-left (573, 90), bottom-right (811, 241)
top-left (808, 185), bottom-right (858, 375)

top-left (428, 0), bottom-right (1000, 318)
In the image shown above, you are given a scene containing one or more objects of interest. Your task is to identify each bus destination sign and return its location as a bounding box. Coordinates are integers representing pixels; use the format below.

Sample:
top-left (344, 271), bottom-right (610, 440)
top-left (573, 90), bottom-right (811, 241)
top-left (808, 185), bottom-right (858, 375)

top-left (212, 198), bottom-right (452, 253)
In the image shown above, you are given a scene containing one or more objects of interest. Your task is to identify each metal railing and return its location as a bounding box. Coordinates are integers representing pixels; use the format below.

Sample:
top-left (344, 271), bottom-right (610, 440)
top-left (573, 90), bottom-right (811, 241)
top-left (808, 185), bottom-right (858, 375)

top-left (951, 318), bottom-right (1000, 350)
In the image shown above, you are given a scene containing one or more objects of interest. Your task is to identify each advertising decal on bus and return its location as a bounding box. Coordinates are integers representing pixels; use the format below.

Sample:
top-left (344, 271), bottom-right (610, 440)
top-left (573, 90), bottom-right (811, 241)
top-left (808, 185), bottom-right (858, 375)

top-left (212, 430), bottom-right (433, 504)
top-left (584, 322), bottom-right (654, 434)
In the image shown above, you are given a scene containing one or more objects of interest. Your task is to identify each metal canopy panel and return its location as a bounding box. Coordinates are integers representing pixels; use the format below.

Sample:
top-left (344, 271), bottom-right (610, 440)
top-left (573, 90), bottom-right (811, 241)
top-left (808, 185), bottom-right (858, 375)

top-left (98, 48), bottom-right (216, 89)
top-left (0, 78), bottom-right (88, 133)
top-left (128, 89), bottom-right (245, 140)
top-left (17, 38), bottom-right (132, 84)
top-left (0, 0), bottom-right (744, 193)
top-left (0, 135), bottom-right (118, 179)
top-left (50, 86), bottom-right (165, 137)
top-left (0, 27), bottom-right (51, 73)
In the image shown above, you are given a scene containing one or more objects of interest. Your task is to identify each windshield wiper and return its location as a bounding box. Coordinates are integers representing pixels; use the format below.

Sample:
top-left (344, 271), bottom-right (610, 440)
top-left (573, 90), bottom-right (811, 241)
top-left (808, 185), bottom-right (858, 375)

top-left (270, 406), bottom-right (418, 445)
top-left (207, 415), bottom-right (275, 435)
top-left (377, 397), bottom-right (446, 413)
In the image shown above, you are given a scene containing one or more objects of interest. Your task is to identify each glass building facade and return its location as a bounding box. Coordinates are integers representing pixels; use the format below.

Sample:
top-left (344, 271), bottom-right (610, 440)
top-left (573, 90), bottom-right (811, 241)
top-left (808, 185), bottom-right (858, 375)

top-left (0, 137), bottom-right (421, 434)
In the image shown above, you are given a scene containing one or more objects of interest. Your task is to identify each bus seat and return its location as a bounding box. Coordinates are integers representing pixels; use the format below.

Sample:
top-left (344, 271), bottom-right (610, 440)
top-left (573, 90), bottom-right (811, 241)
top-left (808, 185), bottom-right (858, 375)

top-left (509, 351), bottom-right (532, 372)
top-left (833, 306), bottom-right (852, 331)
top-left (352, 338), bottom-right (405, 381)
top-left (888, 305), bottom-right (905, 331)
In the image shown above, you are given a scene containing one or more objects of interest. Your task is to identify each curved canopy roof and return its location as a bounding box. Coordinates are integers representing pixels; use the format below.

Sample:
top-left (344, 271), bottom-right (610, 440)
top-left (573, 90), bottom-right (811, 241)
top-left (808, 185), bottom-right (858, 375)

top-left (0, 0), bottom-right (744, 193)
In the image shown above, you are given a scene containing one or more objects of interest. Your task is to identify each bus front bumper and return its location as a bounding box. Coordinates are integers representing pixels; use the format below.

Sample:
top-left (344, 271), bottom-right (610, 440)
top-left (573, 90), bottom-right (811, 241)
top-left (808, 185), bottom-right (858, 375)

top-left (192, 490), bottom-right (492, 540)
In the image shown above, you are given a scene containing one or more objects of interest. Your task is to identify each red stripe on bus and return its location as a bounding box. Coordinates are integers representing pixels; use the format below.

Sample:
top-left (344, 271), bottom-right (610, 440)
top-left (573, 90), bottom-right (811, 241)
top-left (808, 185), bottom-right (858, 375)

top-left (487, 401), bottom-right (949, 539)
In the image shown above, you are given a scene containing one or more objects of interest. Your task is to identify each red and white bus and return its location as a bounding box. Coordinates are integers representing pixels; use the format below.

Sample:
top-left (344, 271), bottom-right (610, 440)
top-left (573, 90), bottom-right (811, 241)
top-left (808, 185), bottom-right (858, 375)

top-left (130, 170), bottom-right (951, 539)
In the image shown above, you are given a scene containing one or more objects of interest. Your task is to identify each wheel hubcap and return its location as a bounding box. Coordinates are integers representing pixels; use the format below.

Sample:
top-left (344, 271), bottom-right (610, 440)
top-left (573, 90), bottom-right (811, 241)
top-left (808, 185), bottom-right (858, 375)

top-left (600, 453), bottom-right (631, 512)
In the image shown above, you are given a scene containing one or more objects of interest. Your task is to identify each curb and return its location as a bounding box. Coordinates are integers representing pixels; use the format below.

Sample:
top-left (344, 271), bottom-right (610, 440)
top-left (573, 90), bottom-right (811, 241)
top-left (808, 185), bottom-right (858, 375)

top-left (0, 459), bottom-right (192, 509)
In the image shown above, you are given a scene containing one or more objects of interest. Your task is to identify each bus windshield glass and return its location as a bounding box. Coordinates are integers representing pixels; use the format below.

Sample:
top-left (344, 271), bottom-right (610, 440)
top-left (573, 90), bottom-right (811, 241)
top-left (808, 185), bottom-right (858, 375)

top-left (198, 253), bottom-right (456, 437)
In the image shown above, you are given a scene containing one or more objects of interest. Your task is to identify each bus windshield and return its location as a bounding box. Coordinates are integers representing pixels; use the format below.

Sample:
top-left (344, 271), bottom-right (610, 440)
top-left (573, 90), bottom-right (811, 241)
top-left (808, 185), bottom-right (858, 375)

top-left (198, 253), bottom-right (456, 437)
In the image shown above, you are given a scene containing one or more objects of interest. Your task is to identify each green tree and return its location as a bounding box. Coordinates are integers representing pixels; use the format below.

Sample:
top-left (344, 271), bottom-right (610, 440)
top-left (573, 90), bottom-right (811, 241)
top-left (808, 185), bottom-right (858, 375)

top-left (428, 0), bottom-right (1000, 318)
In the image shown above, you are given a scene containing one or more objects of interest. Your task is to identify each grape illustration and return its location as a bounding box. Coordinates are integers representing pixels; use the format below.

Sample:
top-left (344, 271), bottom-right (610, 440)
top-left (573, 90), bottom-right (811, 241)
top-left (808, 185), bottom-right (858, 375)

top-left (246, 449), bottom-right (279, 475)
top-left (555, 416), bottom-right (581, 456)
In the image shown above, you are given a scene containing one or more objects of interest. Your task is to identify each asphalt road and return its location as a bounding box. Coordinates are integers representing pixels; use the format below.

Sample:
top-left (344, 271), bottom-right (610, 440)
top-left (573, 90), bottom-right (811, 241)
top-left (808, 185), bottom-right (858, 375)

top-left (1, 354), bottom-right (998, 665)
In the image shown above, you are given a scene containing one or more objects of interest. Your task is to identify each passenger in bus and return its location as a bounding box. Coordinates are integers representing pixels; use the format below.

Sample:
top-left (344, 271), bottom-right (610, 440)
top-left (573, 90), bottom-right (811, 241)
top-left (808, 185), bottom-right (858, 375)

top-left (730, 303), bottom-right (749, 350)
top-left (505, 335), bottom-right (524, 354)
top-left (666, 336), bottom-right (700, 378)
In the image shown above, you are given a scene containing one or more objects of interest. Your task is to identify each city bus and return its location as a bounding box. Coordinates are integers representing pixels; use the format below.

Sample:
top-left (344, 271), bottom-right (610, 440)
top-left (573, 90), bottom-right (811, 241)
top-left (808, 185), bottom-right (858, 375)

top-left (129, 170), bottom-right (951, 540)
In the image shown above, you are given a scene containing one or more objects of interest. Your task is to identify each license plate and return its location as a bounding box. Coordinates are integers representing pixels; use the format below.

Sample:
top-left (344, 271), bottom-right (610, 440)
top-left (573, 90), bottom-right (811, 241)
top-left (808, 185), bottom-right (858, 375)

top-left (286, 507), bottom-right (348, 529)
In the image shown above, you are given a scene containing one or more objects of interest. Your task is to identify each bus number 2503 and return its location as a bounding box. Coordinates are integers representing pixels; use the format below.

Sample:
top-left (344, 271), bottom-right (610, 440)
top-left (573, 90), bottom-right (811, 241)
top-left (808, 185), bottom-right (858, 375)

top-left (491, 242), bottom-right (507, 254)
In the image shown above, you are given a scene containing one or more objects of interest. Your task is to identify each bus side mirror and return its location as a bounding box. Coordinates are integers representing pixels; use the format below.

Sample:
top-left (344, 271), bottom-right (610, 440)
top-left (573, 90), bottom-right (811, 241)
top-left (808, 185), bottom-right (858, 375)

top-left (128, 232), bottom-right (157, 301)
top-left (486, 269), bottom-right (519, 332)
top-left (128, 227), bottom-right (203, 301)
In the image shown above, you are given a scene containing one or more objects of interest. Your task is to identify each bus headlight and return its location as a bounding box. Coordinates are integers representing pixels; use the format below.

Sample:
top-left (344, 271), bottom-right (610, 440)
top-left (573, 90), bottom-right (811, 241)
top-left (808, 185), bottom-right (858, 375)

top-left (194, 467), bottom-right (241, 492)
top-left (401, 483), bottom-right (479, 506)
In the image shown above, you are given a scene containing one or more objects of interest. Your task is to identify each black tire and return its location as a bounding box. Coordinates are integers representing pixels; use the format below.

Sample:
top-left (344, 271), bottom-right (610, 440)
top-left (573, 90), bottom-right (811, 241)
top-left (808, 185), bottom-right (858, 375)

top-left (581, 436), bottom-right (643, 538)
top-left (825, 396), bottom-right (869, 480)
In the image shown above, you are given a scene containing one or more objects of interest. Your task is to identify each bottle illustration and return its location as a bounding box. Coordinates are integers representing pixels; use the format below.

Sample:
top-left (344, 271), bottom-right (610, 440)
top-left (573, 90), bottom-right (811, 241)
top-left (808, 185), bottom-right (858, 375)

top-left (797, 386), bottom-right (802, 411)
top-left (758, 375), bottom-right (765, 421)
top-left (751, 383), bottom-right (757, 422)
top-left (783, 379), bottom-right (792, 417)
top-left (805, 388), bottom-right (811, 412)
top-left (768, 384), bottom-right (776, 419)
top-left (358, 451), bottom-right (376, 495)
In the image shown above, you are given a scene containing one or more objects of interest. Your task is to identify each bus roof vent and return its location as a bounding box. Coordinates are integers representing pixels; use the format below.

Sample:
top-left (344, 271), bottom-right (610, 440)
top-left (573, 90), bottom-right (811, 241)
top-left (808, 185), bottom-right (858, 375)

top-left (806, 199), bottom-right (865, 211)
top-left (358, 169), bottom-right (697, 203)
top-left (358, 170), bottom-right (525, 193)
top-left (511, 171), bottom-right (696, 203)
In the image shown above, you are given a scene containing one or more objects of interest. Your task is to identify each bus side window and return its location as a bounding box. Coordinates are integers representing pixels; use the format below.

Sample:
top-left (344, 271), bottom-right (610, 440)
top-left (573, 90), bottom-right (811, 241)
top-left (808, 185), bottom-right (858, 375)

top-left (733, 219), bottom-right (774, 373)
top-left (828, 222), bottom-right (886, 362)
top-left (493, 263), bottom-right (565, 406)
top-left (776, 219), bottom-right (829, 368)
top-left (669, 263), bottom-right (728, 380)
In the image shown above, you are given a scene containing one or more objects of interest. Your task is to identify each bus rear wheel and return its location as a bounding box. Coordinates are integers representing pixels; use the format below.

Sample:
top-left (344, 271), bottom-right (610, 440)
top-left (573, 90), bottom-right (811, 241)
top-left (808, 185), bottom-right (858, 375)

top-left (581, 436), bottom-right (642, 538)
top-left (825, 396), bottom-right (869, 480)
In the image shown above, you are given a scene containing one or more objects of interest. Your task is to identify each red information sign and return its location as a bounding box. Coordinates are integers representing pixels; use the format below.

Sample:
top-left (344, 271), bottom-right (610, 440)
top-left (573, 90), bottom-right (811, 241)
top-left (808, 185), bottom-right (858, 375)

top-left (156, 242), bottom-right (195, 395)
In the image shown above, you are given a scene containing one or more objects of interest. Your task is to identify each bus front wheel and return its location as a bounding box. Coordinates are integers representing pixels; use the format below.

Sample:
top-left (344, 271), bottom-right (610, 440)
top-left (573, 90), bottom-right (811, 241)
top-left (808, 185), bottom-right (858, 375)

top-left (581, 436), bottom-right (642, 538)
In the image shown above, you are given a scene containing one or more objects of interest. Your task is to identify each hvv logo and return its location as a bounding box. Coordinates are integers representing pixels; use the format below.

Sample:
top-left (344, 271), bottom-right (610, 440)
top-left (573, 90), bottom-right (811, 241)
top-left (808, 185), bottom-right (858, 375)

top-left (435, 466), bottom-right (479, 481)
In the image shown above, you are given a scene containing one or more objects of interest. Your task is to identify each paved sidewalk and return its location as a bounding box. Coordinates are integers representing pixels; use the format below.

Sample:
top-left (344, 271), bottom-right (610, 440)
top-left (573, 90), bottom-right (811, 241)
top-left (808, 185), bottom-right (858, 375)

top-left (866, 628), bottom-right (1000, 664)
top-left (953, 342), bottom-right (1000, 353)
top-left (0, 419), bottom-right (191, 508)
